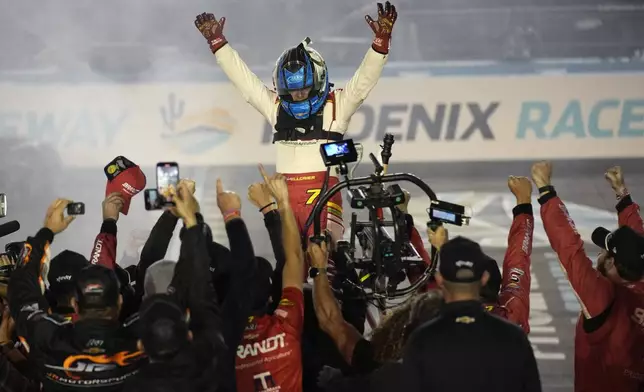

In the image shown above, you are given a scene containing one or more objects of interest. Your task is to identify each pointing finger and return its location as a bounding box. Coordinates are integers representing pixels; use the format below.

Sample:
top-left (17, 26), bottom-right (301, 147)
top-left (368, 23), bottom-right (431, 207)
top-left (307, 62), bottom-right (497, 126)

top-left (216, 178), bottom-right (224, 194)
top-left (258, 164), bottom-right (269, 183)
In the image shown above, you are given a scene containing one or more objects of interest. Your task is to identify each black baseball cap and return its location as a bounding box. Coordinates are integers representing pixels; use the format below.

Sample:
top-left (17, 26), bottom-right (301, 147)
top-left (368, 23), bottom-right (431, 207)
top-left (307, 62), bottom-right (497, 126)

top-left (49, 250), bottom-right (89, 298)
top-left (140, 294), bottom-right (189, 359)
top-left (439, 237), bottom-right (488, 283)
top-left (592, 226), bottom-right (644, 277)
top-left (75, 265), bottom-right (120, 310)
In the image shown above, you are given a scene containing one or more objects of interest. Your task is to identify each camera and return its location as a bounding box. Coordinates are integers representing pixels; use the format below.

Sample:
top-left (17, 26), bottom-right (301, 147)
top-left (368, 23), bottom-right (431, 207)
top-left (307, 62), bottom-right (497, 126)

top-left (320, 140), bottom-right (358, 167)
top-left (0, 194), bottom-right (6, 218)
top-left (0, 241), bottom-right (25, 280)
top-left (428, 199), bottom-right (470, 227)
top-left (348, 183), bottom-right (406, 210)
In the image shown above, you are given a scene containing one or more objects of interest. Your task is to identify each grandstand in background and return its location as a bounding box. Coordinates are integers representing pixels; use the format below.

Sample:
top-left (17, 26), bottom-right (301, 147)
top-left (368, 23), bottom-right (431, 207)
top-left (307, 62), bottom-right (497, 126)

top-left (0, 0), bottom-right (643, 83)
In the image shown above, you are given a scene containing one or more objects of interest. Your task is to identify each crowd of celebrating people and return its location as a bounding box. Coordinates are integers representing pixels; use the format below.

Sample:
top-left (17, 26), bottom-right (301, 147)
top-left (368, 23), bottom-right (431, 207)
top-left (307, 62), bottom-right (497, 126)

top-left (0, 1), bottom-right (643, 391)
top-left (0, 160), bottom-right (641, 392)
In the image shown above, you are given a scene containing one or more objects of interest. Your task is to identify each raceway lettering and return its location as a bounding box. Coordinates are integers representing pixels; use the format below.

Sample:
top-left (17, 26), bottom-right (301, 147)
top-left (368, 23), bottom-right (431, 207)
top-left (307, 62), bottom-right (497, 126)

top-left (517, 99), bottom-right (644, 139)
top-left (261, 102), bottom-right (499, 143)
top-left (0, 110), bottom-right (127, 148)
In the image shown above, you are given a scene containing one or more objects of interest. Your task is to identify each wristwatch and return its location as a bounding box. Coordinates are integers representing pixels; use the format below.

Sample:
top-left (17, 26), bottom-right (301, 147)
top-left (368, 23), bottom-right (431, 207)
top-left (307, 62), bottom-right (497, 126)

top-left (308, 267), bottom-right (327, 279)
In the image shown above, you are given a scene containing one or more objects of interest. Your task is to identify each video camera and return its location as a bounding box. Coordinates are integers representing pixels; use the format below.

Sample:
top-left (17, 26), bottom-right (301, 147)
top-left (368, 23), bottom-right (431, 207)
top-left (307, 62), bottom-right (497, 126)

top-left (307, 135), bottom-right (470, 307)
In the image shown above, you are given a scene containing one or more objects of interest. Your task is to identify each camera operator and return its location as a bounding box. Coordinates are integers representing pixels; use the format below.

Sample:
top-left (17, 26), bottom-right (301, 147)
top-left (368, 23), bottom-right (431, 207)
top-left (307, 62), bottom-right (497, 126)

top-left (605, 166), bottom-right (643, 235)
top-left (8, 199), bottom-right (146, 391)
top-left (124, 182), bottom-right (224, 392)
top-left (400, 236), bottom-right (541, 392)
top-left (311, 235), bottom-right (441, 378)
top-left (531, 161), bottom-right (644, 392)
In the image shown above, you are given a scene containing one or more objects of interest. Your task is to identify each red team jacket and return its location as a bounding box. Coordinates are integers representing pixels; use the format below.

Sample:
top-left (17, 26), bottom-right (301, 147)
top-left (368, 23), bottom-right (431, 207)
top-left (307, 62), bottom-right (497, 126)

top-left (408, 207), bottom-right (534, 333)
top-left (486, 205), bottom-right (534, 334)
top-left (236, 287), bottom-right (304, 392)
top-left (541, 193), bottom-right (644, 392)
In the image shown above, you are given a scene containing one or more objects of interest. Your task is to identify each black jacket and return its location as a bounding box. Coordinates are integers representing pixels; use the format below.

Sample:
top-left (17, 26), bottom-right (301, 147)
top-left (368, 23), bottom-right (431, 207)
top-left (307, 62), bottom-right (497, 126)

top-left (9, 228), bottom-right (145, 391)
top-left (400, 300), bottom-right (541, 392)
top-left (124, 224), bottom-right (224, 392)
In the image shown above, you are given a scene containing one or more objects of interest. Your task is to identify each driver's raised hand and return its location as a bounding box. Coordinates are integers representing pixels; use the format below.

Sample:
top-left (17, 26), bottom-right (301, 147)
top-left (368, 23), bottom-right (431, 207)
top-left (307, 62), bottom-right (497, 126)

top-left (44, 199), bottom-right (75, 235)
top-left (195, 12), bottom-right (228, 54)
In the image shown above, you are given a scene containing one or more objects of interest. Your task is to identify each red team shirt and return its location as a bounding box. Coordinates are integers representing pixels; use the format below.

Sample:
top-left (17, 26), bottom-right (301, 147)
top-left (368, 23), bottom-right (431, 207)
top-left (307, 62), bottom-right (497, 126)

top-left (236, 287), bottom-right (304, 392)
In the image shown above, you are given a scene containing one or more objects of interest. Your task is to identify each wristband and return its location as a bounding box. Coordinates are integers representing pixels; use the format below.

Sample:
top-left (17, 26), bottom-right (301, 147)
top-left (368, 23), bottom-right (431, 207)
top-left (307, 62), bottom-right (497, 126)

top-left (259, 202), bottom-right (276, 212)
top-left (538, 185), bottom-right (555, 194)
top-left (223, 210), bottom-right (241, 222)
top-left (616, 187), bottom-right (630, 200)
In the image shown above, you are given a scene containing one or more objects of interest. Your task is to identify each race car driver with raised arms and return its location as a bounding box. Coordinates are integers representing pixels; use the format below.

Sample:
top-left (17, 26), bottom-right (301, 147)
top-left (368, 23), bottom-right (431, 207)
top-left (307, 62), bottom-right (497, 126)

top-left (234, 169), bottom-right (305, 392)
top-left (195, 2), bottom-right (397, 243)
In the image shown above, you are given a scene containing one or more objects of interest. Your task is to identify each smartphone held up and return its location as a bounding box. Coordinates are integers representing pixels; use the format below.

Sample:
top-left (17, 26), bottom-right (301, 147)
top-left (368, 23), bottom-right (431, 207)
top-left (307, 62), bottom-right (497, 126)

top-left (144, 162), bottom-right (180, 211)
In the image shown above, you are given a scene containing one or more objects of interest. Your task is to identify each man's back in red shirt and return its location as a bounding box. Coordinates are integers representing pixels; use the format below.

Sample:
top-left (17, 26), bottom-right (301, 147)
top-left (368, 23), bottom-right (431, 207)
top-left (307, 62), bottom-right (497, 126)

top-left (236, 287), bottom-right (304, 392)
top-left (540, 192), bottom-right (644, 391)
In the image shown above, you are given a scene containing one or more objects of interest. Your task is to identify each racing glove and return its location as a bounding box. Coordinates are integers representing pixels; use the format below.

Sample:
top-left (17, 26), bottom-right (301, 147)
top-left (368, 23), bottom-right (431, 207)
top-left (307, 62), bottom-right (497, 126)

top-left (365, 1), bottom-right (398, 55)
top-left (195, 12), bottom-right (228, 54)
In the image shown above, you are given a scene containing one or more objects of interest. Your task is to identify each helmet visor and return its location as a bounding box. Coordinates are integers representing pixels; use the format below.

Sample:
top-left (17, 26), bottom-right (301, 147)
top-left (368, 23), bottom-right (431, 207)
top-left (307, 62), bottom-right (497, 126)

top-left (275, 58), bottom-right (316, 102)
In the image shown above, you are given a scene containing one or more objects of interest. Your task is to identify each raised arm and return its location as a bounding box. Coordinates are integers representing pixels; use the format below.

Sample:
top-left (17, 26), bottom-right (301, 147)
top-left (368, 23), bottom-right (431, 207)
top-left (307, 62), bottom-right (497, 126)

top-left (89, 193), bottom-right (125, 269)
top-left (248, 180), bottom-right (285, 306)
top-left (170, 184), bottom-right (224, 361)
top-left (335, 2), bottom-right (397, 121)
top-left (532, 162), bottom-right (614, 319)
top-left (9, 199), bottom-right (75, 343)
top-left (195, 13), bottom-right (277, 123)
top-left (262, 166), bottom-right (304, 291)
top-left (499, 176), bottom-right (534, 333)
top-left (605, 166), bottom-right (644, 235)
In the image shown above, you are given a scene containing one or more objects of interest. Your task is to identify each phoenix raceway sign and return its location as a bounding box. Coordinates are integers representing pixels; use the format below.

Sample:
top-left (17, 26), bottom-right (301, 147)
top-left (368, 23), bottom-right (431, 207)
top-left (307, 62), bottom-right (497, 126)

top-left (0, 73), bottom-right (642, 166)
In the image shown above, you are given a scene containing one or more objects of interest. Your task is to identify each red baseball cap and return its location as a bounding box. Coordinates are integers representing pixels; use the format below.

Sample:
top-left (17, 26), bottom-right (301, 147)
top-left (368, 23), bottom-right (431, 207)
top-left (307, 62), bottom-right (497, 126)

top-left (104, 156), bottom-right (146, 215)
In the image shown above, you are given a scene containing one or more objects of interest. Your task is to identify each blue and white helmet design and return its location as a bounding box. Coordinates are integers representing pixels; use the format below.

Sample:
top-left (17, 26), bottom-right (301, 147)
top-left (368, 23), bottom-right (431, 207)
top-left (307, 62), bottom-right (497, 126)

top-left (273, 38), bottom-right (330, 120)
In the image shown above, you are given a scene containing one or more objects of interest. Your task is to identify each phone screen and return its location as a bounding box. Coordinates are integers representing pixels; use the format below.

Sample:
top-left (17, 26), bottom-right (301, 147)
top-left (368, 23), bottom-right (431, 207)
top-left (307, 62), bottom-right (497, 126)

top-left (156, 163), bottom-right (179, 202)
top-left (144, 189), bottom-right (163, 211)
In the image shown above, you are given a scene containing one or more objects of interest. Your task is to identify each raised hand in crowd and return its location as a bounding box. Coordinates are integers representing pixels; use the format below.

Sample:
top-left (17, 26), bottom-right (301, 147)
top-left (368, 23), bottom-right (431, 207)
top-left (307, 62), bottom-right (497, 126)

top-left (173, 182), bottom-right (200, 228)
top-left (216, 178), bottom-right (242, 223)
top-left (531, 161), bottom-right (553, 193)
top-left (248, 168), bottom-right (276, 214)
top-left (169, 179), bottom-right (196, 217)
top-left (44, 199), bottom-right (75, 234)
top-left (260, 164), bottom-right (289, 206)
top-left (508, 175), bottom-right (533, 205)
top-left (102, 192), bottom-right (125, 222)
top-left (427, 225), bottom-right (448, 250)
top-left (605, 166), bottom-right (627, 197)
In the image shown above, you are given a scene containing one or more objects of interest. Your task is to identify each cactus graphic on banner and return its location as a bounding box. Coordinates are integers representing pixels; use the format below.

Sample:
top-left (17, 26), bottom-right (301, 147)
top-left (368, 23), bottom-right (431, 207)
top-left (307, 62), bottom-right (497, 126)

top-left (159, 93), bottom-right (236, 154)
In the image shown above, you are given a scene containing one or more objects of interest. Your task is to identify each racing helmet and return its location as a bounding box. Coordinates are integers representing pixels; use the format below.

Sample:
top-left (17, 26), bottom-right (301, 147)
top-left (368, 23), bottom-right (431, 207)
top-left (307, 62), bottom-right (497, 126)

top-left (273, 38), bottom-right (330, 120)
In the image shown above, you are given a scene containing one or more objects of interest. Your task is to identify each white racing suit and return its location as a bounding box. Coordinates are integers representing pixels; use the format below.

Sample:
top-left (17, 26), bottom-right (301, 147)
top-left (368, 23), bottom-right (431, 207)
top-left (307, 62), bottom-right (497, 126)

top-left (215, 44), bottom-right (388, 246)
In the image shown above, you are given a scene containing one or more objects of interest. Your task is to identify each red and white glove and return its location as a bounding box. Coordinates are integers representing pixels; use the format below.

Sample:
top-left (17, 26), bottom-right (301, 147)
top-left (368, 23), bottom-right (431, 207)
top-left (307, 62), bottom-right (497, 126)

top-left (195, 12), bottom-right (228, 54)
top-left (365, 1), bottom-right (398, 55)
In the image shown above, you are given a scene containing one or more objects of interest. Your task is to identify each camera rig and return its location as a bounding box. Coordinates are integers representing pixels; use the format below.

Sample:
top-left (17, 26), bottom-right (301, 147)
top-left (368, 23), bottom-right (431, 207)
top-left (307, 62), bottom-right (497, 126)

top-left (305, 135), bottom-right (470, 309)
